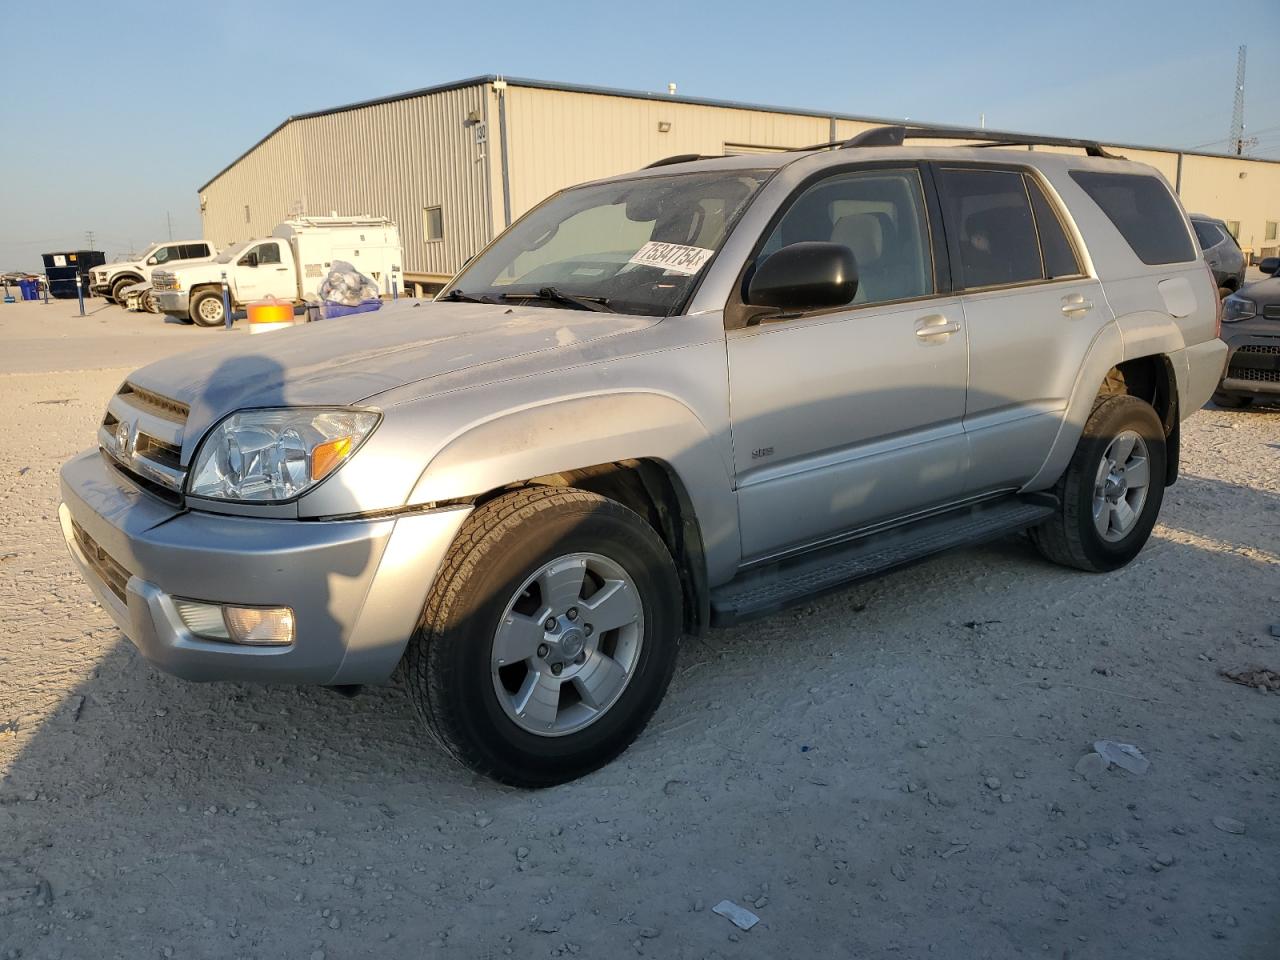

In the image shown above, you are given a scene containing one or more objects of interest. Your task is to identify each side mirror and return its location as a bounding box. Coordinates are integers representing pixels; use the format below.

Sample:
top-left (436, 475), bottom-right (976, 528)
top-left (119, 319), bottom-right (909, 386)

top-left (1259, 256), bottom-right (1280, 276)
top-left (145, 256), bottom-right (157, 266)
top-left (747, 241), bottom-right (858, 315)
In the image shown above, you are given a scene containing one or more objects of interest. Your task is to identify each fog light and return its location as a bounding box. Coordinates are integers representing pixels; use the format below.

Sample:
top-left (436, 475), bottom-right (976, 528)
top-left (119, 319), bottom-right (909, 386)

top-left (175, 599), bottom-right (294, 646)
top-left (224, 606), bottom-right (295, 646)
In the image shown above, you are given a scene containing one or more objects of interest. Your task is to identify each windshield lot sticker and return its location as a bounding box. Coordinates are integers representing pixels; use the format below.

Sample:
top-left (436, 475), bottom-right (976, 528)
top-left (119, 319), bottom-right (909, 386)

top-left (628, 241), bottom-right (715, 275)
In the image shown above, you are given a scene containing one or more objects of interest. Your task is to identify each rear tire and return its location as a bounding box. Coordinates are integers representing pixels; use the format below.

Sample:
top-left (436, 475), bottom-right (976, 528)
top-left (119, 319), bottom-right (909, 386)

top-left (190, 290), bottom-right (226, 327)
top-left (1212, 391), bottom-right (1252, 409)
top-left (404, 486), bottom-right (682, 787)
top-left (1030, 394), bottom-right (1166, 573)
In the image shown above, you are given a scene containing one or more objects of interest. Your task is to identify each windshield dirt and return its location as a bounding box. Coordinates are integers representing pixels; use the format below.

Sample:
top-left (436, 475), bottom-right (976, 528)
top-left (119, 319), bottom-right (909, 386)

top-left (443, 169), bottom-right (771, 317)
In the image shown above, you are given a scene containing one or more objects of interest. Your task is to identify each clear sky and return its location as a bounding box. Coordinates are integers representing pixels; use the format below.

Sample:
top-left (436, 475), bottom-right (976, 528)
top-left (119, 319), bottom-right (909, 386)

top-left (2, 0), bottom-right (1278, 273)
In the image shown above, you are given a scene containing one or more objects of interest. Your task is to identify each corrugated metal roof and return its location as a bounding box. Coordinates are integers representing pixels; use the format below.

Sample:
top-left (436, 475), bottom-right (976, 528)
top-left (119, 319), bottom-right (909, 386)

top-left (198, 73), bottom-right (1280, 192)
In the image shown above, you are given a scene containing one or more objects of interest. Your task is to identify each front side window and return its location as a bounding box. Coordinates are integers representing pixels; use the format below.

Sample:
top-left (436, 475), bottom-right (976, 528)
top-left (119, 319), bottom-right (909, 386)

top-left (446, 170), bottom-right (771, 317)
top-left (937, 167), bottom-right (1043, 289)
top-left (1069, 171), bottom-right (1195, 265)
top-left (256, 242), bottom-right (281, 265)
top-left (150, 246), bottom-right (171, 265)
top-left (757, 168), bottom-right (933, 305)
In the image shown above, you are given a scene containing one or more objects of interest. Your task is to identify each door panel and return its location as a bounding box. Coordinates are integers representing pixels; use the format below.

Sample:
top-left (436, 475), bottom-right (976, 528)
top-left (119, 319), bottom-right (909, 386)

top-left (932, 163), bottom-right (1113, 494)
top-left (960, 277), bottom-right (1109, 493)
top-left (729, 295), bottom-right (968, 560)
top-left (728, 166), bottom-right (968, 561)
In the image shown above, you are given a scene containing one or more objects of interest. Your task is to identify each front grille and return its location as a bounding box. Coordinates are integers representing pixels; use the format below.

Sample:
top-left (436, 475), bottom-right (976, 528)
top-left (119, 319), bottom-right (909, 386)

top-left (1236, 344), bottom-right (1280, 355)
top-left (100, 383), bottom-right (189, 498)
top-left (152, 274), bottom-right (177, 291)
top-left (118, 382), bottom-right (189, 422)
top-left (70, 520), bottom-right (130, 603)
top-left (1263, 305), bottom-right (1280, 320)
top-left (1227, 367), bottom-right (1280, 383)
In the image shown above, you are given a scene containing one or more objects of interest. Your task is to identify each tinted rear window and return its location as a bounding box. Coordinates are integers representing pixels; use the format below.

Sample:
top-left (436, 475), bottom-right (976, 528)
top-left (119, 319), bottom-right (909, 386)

top-left (1192, 221), bottom-right (1222, 249)
top-left (1069, 171), bottom-right (1195, 265)
top-left (937, 167), bottom-right (1042, 288)
top-left (1025, 177), bottom-right (1082, 279)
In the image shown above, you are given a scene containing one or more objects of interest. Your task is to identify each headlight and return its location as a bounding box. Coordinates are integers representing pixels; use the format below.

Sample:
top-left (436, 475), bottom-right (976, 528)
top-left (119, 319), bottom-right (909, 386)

top-left (1223, 296), bottom-right (1256, 323)
top-left (188, 408), bottom-right (380, 502)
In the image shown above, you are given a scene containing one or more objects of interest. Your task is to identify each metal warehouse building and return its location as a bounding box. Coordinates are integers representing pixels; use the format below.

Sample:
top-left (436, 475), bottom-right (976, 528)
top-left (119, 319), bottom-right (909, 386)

top-left (198, 75), bottom-right (1280, 294)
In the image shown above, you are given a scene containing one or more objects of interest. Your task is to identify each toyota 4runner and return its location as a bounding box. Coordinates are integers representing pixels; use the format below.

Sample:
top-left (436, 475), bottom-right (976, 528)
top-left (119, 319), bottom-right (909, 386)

top-left (59, 126), bottom-right (1227, 786)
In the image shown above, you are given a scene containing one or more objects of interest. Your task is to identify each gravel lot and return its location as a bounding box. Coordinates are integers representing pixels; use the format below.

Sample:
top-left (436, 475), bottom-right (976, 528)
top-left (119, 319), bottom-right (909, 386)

top-left (1, 298), bottom-right (1277, 959)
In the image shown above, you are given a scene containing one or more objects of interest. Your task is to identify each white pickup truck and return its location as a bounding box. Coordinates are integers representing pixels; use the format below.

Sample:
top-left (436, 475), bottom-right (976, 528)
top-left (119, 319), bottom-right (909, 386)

top-left (89, 241), bottom-right (218, 305)
top-left (152, 217), bottom-right (402, 326)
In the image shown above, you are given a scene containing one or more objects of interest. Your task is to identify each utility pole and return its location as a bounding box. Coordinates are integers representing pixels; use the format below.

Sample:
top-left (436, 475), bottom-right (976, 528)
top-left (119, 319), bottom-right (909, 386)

top-left (85, 230), bottom-right (95, 251)
top-left (166, 211), bottom-right (173, 240)
top-left (1230, 45), bottom-right (1247, 156)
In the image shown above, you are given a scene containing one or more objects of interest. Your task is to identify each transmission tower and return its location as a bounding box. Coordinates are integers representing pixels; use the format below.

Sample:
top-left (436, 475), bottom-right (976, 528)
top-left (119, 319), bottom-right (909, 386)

top-left (1230, 45), bottom-right (1246, 155)
top-left (85, 230), bottom-right (96, 251)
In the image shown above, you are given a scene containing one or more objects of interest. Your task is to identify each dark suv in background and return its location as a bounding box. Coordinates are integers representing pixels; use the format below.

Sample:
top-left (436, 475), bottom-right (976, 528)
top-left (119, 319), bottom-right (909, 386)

top-left (1191, 214), bottom-right (1247, 294)
top-left (1217, 256), bottom-right (1280, 408)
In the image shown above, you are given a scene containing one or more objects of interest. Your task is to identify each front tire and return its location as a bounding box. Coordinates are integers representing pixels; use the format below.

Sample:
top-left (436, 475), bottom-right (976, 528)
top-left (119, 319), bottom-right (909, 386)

top-left (405, 487), bottom-right (682, 787)
top-left (190, 290), bottom-right (226, 327)
top-left (111, 277), bottom-right (137, 305)
top-left (1030, 394), bottom-right (1166, 572)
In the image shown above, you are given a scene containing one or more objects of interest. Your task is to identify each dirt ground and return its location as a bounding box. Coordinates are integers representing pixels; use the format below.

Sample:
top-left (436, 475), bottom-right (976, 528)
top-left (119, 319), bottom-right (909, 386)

top-left (1, 298), bottom-right (1277, 959)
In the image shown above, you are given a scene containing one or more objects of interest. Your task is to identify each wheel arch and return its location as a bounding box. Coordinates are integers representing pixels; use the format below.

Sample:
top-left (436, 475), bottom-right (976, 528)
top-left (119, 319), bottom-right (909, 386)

top-left (1025, 316), bottom-right (1184, 491)
top-left (407, 392), bottom-right (740, 631)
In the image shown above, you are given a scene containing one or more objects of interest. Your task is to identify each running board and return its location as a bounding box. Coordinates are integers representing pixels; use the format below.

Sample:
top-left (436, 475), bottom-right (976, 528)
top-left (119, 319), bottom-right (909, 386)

top-left (710, 497), bottom-right (1055, 626)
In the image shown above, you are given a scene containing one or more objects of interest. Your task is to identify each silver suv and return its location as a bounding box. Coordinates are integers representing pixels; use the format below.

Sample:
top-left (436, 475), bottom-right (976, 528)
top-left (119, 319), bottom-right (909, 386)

top-left (59, 126), bottom-right (1227, 786)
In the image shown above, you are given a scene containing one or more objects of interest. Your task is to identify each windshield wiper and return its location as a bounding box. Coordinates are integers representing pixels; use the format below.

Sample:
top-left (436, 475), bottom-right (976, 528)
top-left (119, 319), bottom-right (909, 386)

top-left (500, 286), bottom-right (615, 313)
top-left (439, 289), bottom-right (497, 304)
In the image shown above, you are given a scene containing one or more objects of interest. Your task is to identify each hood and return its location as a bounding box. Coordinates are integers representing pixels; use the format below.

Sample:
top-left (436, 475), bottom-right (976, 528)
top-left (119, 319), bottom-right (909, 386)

top-left (126, 300), bottom-right (659, 439)
top-left (99, 259), bottom-right (142, 273)
top-left (1239, 276), bottom-right (1280, 303)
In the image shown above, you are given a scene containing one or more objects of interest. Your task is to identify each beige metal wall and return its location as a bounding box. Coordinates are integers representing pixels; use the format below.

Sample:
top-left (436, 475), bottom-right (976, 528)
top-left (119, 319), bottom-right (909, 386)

top-left (202, 78), bottom-right (1280, 280)
top-left (1178, 153), bottom-right (1280, 259)
top-left (201, 84), bottom-right (493, 281)
top-left (498, 85), bottom-right (834, 222)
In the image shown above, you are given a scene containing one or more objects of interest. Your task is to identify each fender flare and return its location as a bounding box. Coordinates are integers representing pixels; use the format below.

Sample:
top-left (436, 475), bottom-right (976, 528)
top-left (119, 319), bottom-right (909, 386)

top-left (1025, 312), bottom-right (1189, 491)
top-left (408, 391), bottom-right (741, 584)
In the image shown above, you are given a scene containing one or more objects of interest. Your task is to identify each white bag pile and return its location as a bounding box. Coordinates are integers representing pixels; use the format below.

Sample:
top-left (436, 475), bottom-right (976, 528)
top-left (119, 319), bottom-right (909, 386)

top-left (320, 260), bottom-right (381, 306)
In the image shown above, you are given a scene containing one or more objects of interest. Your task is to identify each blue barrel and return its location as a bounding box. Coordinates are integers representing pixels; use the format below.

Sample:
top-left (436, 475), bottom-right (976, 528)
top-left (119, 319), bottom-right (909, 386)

top-left (19, 279), bottom-right (36, 300)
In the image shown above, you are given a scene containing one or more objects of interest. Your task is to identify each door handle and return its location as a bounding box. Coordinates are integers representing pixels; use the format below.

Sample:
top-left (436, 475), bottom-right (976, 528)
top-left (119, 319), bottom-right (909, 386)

top-left (915, 314), bottom-right (961, 339)
top-left (274, 267), bottom-right (289, 272)
top-left (1061, 294), bottom-right (1093, 316)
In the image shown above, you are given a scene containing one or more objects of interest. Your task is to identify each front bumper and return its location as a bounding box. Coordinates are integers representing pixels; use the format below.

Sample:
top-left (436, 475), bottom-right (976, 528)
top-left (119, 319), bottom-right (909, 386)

top-left (90, 282), bottom-right (111, 297)
top-left (154, 290), bottom-right (190, 318)
top-left (58, 449), bottom-right (471, 684)
top-left (1219, 317), bottom-right (1280, 396)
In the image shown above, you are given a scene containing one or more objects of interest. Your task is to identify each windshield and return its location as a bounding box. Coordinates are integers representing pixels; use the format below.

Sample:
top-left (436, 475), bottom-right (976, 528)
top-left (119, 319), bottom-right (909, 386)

top-left (443, 169), bottom-right (771, 317)
top-left (215, 241), bottom-right (253, 264)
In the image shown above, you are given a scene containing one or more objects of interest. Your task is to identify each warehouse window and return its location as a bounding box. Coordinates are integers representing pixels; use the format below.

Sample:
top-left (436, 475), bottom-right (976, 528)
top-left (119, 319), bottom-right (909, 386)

top-left (244, 205), bottom-right (251, 224)
top-left (1267, 221), bottom-right (1278, 242)
top-left (424, 206), bottom-right (444, 242)
top-left (1225, 220), bottom-right (1240, 239)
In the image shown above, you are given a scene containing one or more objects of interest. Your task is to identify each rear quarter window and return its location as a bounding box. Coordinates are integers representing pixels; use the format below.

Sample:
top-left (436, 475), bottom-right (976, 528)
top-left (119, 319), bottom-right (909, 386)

top-left (1069, 171), bottom-right (1195, 265)
top-left (1192, 221), bottom-right (1222, 249)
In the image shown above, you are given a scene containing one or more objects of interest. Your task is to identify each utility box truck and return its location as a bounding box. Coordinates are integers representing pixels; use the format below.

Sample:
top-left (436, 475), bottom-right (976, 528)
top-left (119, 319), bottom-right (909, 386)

top-left (153, 217), bottom-right (402, 326)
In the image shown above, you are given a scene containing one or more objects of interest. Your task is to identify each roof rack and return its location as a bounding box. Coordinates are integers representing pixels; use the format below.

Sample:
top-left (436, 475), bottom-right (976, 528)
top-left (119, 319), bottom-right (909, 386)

top-left (831, 125), bottom-right (1124, 159)
top-left (644, 153), bottom-right (721, 168)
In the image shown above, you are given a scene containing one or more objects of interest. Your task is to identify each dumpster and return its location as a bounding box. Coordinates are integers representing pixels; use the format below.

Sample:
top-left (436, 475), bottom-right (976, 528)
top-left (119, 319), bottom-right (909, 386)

top-left (41, 251), bottom-right (106, 299)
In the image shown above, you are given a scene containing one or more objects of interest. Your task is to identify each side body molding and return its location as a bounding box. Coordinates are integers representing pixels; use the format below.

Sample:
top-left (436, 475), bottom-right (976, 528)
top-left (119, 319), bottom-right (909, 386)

top-left (408, 392), bottom-right (741, 585)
